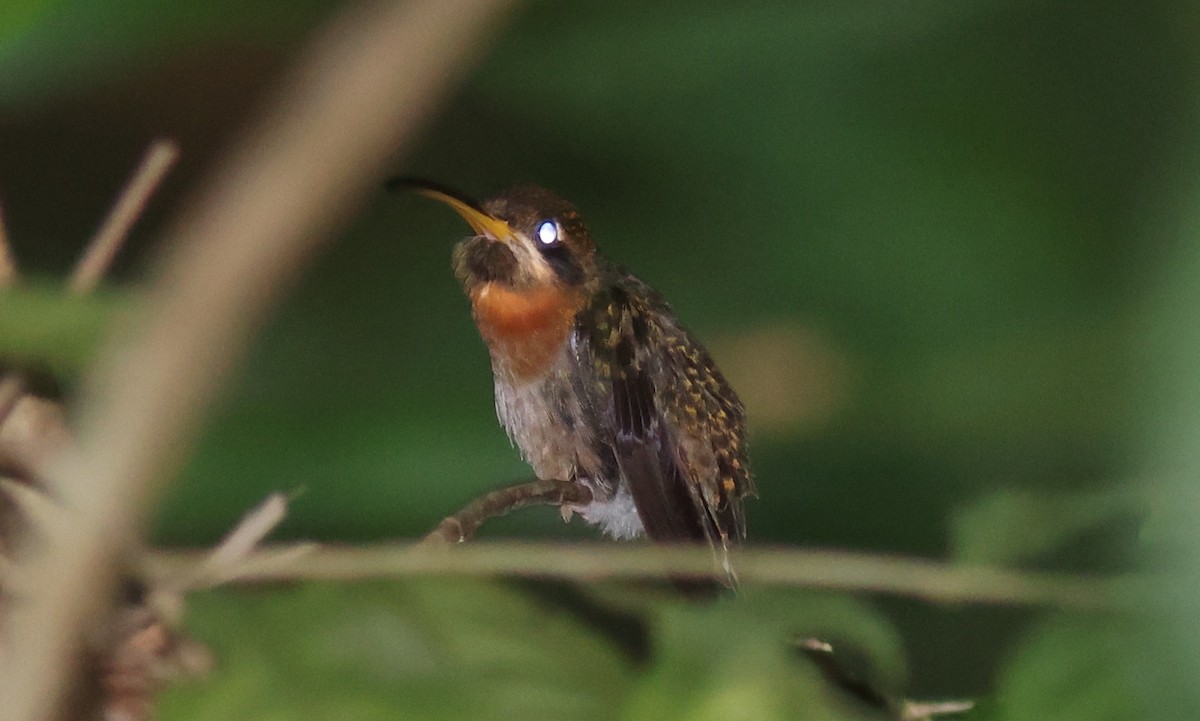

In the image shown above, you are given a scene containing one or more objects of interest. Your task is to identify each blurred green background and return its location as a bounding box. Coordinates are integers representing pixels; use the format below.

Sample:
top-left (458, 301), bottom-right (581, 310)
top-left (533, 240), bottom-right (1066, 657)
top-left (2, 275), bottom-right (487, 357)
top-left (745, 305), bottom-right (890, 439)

top-left (2, 0), bottom-right (1198, 719)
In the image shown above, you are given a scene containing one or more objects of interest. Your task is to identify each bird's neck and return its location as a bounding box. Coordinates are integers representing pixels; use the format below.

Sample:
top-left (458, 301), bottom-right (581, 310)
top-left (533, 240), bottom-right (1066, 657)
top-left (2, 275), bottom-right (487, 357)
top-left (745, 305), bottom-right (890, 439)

top-left (470, 281), bottom-right (585, 382)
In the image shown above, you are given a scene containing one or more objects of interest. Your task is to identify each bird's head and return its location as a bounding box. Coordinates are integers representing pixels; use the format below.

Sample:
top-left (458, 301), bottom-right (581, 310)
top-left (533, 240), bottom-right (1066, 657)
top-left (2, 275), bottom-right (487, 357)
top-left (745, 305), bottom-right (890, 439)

top-left (403, 181), bottom-right (602, 379)
top-left (403, 182), bottom-right (599, 296)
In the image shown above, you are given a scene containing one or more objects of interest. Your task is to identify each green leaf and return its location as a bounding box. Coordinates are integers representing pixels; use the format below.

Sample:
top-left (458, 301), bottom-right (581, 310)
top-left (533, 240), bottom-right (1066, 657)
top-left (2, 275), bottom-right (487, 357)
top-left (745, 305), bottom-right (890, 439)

top-left (623, 591), bottom-right (902, 721)
top-left (738, 589), bottom-right (909, 693)
top-left (0, 0), bottom-right (56, 44)
top-left (159, 581), bottom-right (909, 721)
top-left (950, 487), bottom-right (1139, 566)
top-left (0, 0), bottom-right (334, 107)
top-left (0, 284), bottom-right (128, 373)
top-left (981, 615), bottom-right (1138, 721)
top-left (160, 580), bottom-right (633, 721)
top-left (1136, 117), bottom-right (1200, 717)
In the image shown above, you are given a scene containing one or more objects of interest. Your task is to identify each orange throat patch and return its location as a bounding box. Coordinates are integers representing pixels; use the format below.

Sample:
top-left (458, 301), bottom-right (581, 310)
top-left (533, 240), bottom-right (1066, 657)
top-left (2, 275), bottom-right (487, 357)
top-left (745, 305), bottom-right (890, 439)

top-left (470, 282), bottom-right (583, 382)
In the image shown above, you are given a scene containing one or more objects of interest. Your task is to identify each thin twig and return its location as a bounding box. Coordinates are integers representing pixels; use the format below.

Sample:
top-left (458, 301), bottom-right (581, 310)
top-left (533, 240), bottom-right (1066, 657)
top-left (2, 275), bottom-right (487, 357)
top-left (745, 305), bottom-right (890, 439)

top-left (0, 203), bottom-right (17, 288)
top-left (0, 376), bottom-right (24, 429)
top-left (0, 478), bottom-right (62, 537)
top-left (423, 479), bottom-right (592, 545)
top-left (797, 637), bottom-right (974, 719)
top-left (180, 492), bottom-right (316, 591)
top-left (799, 637), bottom-right (893, 711)
top-left (68, 140), bottom-right (180, 295)
top-left (203, 493), bottom-right (289, 571)
top-left (0, 1), bottom-right (515, 719)
top-left (141, 542), bottom-right (1140, 612)
top-left (901, 700), bottom-right (976, 720)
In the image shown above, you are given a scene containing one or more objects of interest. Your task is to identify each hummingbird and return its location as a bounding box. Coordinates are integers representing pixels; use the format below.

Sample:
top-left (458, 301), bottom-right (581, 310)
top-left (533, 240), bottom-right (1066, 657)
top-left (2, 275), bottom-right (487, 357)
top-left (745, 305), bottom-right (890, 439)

top-left (409, 182), bottom-right (753, 580)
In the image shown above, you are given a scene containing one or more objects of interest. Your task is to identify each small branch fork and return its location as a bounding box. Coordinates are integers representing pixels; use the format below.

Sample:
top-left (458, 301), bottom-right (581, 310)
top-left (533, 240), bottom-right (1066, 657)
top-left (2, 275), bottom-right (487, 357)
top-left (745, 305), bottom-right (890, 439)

top-left (0, 139), bottom-right (179, 485)
top-left (422, 478), bottom-right (592, 545)
top-left (0, 137), bottom-right (177, 300)
top-left (0, 138), bottom-right (181, 721)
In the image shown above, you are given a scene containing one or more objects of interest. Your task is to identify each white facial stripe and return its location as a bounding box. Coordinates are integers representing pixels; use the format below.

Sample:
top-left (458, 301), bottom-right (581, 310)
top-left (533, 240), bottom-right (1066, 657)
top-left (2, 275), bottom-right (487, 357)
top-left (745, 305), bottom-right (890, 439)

top-left (513, 232), bottom-right (555, 282)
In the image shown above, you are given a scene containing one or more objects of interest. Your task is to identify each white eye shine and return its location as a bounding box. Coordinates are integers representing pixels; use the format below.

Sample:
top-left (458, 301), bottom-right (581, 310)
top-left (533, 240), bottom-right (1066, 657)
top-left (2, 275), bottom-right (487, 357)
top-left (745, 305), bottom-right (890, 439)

top-left (536, 219), bottom-right (559, 246)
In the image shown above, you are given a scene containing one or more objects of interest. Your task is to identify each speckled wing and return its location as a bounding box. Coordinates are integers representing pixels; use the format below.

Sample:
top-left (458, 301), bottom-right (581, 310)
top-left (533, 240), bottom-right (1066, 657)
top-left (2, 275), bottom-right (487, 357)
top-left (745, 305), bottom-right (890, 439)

top-left (576, 271), bottom-right (753, 556)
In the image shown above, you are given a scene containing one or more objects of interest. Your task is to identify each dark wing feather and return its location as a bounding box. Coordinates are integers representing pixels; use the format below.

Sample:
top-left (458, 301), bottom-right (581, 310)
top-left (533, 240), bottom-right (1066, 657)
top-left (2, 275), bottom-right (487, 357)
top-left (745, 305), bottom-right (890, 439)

top-left (611, 366), bottom-right (710, 542)
top-left (578, 273), bottom-right (751, 558)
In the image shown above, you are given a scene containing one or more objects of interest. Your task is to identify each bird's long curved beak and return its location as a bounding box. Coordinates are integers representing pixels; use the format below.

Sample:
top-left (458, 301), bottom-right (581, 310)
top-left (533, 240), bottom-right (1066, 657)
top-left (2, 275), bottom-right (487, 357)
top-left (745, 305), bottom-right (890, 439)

top-left (398, 180), bottom-right (515, 243)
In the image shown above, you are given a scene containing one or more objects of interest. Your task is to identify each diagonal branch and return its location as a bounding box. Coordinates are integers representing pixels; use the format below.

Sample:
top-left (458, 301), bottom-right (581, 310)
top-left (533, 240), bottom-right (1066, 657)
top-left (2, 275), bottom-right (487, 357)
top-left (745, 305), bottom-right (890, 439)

top-left (69, 139), bottom-right (180, 295)
top-left (0, 1), bottom-right (516, 719)
top-left (422, 478), bottom-right (593, 545)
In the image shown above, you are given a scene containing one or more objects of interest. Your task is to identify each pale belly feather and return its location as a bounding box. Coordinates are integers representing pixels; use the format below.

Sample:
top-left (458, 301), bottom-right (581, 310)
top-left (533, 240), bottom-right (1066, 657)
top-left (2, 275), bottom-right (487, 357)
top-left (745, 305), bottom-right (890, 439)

top-left (490, 348), bottom-right (644, 539)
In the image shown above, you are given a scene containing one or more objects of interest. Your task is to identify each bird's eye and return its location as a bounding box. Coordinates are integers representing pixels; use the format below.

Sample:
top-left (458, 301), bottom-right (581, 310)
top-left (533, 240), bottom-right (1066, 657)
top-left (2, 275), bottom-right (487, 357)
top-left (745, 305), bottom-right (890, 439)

top-left (536, 219), bottom-right (560, 248)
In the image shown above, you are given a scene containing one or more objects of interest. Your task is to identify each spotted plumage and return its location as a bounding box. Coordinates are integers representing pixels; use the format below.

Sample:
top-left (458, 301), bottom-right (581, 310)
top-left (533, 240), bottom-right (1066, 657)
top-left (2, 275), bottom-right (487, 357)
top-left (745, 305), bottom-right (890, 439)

top-left (424, 183), bottom-right (753, 581)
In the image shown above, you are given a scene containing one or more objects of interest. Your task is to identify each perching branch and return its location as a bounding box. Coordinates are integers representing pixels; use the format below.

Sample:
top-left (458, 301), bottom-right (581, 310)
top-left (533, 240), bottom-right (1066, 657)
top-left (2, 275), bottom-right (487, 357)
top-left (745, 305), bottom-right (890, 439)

top-left (422, 478), bottom-right (593, 545)
top-left (141, 541), bottom-right (1138, 611)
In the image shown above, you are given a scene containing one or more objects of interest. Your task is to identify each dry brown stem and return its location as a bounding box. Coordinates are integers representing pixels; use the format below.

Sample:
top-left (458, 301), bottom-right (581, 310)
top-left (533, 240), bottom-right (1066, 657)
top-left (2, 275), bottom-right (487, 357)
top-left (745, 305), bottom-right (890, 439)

top-left (422, 479), bottom-right (593, 546)
top-left (0, 1), bottom-right (514, 718)
top-left (69, 139), bottom-right (180, 295)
